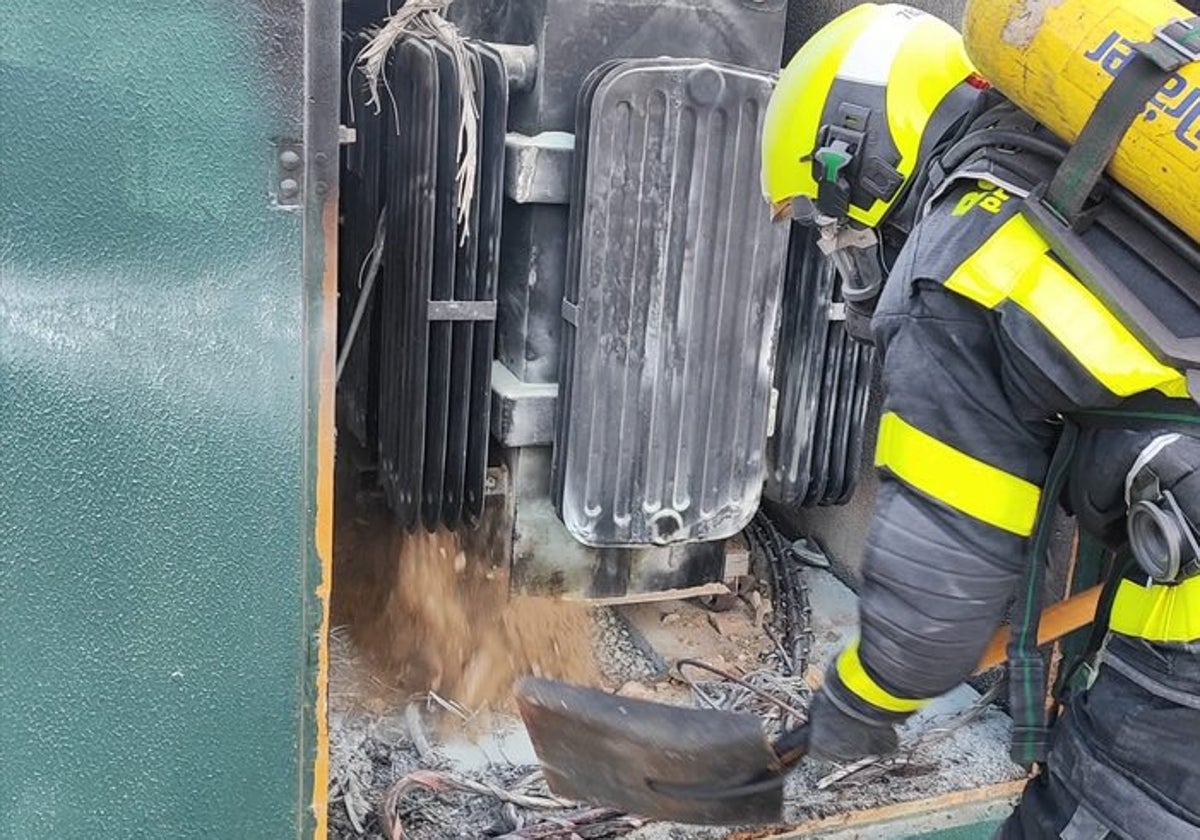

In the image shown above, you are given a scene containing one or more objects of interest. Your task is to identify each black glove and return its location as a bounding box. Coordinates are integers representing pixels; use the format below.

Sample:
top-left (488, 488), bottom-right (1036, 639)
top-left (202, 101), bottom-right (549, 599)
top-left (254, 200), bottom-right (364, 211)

top-left (844, 300), bottom-right (877, 345)
top-left (807, 668), bottom-right (902, 763)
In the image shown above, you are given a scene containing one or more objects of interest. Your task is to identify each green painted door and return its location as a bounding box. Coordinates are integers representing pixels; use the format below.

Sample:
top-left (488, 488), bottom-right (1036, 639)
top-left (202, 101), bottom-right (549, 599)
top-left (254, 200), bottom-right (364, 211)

top-left (0, 2), bottom-right (339, 838)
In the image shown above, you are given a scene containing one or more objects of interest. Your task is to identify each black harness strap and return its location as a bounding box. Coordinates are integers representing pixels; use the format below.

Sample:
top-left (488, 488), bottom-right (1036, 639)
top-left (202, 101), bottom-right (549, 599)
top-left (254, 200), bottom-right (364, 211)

top-left (1009, 407), bottom-right (1200, 765)
top-left (1052, 551), bottom-right (1135, 714)
top-left (1043, 24), bottom-right (1196, 226)
top-left (1008, 419), bottom-right (1079, 768)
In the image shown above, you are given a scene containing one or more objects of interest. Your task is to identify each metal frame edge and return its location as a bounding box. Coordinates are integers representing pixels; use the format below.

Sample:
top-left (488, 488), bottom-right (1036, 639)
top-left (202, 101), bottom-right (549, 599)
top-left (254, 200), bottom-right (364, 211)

top-left (302, 0), bottom-right (342, 836)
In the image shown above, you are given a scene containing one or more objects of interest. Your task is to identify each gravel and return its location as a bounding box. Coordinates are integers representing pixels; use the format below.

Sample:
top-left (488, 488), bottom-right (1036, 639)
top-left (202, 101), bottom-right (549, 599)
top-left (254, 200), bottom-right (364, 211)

top-left (591, 607), bottom-right (666, 685)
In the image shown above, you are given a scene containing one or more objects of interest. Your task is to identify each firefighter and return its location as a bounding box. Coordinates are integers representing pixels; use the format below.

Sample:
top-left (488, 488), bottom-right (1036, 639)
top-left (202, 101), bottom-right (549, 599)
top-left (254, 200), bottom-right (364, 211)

top-left (761, 4), bottom-right (1200, 838)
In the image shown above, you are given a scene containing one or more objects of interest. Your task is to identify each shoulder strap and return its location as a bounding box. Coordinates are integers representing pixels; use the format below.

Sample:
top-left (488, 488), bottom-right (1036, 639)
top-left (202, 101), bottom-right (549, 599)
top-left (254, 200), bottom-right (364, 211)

top-left (1044, 18), bottom-right (1199, 226)
top-left (1072, 404), bottom-right (1200, 431)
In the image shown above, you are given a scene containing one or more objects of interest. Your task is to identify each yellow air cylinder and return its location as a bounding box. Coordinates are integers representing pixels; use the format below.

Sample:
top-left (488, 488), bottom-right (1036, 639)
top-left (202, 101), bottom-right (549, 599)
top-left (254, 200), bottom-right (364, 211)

top-left (962, 0), bottom-right (1200, 243)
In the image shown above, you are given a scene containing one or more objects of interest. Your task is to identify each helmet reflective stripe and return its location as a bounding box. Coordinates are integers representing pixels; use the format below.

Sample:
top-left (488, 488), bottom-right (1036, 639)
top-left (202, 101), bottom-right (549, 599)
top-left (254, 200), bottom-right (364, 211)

top-left (836, 7), bottom-right (925, 86)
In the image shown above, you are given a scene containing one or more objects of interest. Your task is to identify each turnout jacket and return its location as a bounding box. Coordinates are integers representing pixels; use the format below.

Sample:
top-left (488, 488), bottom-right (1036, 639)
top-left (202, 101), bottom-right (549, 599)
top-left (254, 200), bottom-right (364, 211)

top-left (831, 112), bottom-right (1200, 725)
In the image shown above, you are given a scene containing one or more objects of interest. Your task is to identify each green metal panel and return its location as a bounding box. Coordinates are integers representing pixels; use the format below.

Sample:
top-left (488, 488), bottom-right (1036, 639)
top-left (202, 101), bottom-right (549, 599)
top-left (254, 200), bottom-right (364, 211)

top-left (901, 820), bottom-right (1004, 840)
top-left (0, 2), bottom-right (339, 838)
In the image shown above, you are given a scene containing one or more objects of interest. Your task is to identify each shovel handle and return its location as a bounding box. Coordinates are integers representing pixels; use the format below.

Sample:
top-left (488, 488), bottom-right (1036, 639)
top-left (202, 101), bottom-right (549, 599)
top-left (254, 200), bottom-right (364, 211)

top-left (770, 721), bottom-right (810, 768)
top-left (972, 583), bottom-right (1103, 675)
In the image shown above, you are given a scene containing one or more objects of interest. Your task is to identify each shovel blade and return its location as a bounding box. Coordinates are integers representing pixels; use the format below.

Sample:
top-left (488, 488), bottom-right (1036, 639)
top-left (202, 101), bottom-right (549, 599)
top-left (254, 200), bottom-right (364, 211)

top-left (514, 676), bottom-right (784, 826)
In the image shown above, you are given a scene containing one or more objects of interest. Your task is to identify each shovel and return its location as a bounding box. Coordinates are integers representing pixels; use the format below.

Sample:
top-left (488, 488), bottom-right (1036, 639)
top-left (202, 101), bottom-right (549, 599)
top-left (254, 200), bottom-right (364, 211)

top-left (515, 584), bottom-right (1103, 825)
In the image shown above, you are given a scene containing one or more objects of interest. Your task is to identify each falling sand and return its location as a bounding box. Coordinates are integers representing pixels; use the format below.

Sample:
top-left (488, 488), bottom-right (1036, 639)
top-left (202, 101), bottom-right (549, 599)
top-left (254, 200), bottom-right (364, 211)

top-left (331, 492), bottom-right (599, 714)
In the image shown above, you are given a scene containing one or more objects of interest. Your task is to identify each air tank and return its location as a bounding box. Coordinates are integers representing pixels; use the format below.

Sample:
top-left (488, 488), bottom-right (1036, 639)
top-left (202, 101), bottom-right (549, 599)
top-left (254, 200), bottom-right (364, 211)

top-left (963, 0), bottom-right (1200, 243)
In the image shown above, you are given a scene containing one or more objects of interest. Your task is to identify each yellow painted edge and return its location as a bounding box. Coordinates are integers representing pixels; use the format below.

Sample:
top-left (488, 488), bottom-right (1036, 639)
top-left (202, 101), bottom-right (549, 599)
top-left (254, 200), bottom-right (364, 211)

top-left (311, 194), bottom-right (338, 840)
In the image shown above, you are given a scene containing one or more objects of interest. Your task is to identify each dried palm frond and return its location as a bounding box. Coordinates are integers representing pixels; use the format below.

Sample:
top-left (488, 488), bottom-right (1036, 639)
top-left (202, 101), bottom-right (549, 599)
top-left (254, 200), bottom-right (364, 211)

top-left (356, 0), bottom-right (479, 240)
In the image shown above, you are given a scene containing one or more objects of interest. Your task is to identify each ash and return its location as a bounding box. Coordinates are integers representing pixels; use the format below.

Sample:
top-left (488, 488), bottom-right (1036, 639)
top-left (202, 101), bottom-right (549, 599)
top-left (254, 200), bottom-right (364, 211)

top-left (329, 612), bottom-right (656, 840)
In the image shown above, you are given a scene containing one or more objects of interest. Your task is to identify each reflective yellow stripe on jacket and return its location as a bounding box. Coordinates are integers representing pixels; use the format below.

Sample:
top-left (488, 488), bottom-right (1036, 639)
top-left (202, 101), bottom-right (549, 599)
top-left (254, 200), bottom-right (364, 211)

top-left (1110, 576), bottom-right (1200, 644)
top-left (836, 640), bottom-right (929, 713)
top-left (875, 411), bottom-right (1042, 536)
top-left (944, 214), bottom-right (1188, 400)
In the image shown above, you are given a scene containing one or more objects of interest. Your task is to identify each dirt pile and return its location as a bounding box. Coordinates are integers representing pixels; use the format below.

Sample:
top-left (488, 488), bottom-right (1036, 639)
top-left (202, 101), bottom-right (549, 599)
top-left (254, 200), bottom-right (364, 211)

top-left (332, 500), bottom-right (599, 712)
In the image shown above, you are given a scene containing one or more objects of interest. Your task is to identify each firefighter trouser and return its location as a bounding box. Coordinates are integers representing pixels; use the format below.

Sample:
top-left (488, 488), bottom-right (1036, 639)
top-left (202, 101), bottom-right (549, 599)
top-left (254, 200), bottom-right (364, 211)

top-left (997, 634), bottom-right (1200, 840)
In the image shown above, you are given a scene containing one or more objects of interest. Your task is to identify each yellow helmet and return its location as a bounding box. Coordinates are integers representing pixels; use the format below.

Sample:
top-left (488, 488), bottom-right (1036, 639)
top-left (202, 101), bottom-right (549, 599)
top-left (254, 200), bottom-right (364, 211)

top-left (762, 4), bottom-right (984, 228)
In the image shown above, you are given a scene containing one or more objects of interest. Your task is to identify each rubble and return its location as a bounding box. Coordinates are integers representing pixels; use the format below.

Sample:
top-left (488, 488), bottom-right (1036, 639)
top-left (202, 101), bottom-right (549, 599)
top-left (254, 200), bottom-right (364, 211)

top-left (706, 611), bottom-right (752, 638)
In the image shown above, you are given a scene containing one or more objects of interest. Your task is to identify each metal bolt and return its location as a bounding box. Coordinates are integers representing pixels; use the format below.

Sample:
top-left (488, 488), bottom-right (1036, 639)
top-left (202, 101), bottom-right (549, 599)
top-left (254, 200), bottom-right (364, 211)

top-left (315, 151), bottom-right (328, 166)
top-left (279, 149), bottom-right (301, 170)
top-left (485, 474), bottom-right (498, 492)
top-left (687, 67), bottom-right (724, 106)
top-left (279, 178), bottom-right (300, 199)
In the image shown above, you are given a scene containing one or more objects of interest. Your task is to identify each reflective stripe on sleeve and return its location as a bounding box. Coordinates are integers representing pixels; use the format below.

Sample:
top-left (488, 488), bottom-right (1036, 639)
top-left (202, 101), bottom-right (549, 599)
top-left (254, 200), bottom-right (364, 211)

top-left (835, 640), bottom-right (929, 714)
top-left (875, 411), bottom-right (1042, 536)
